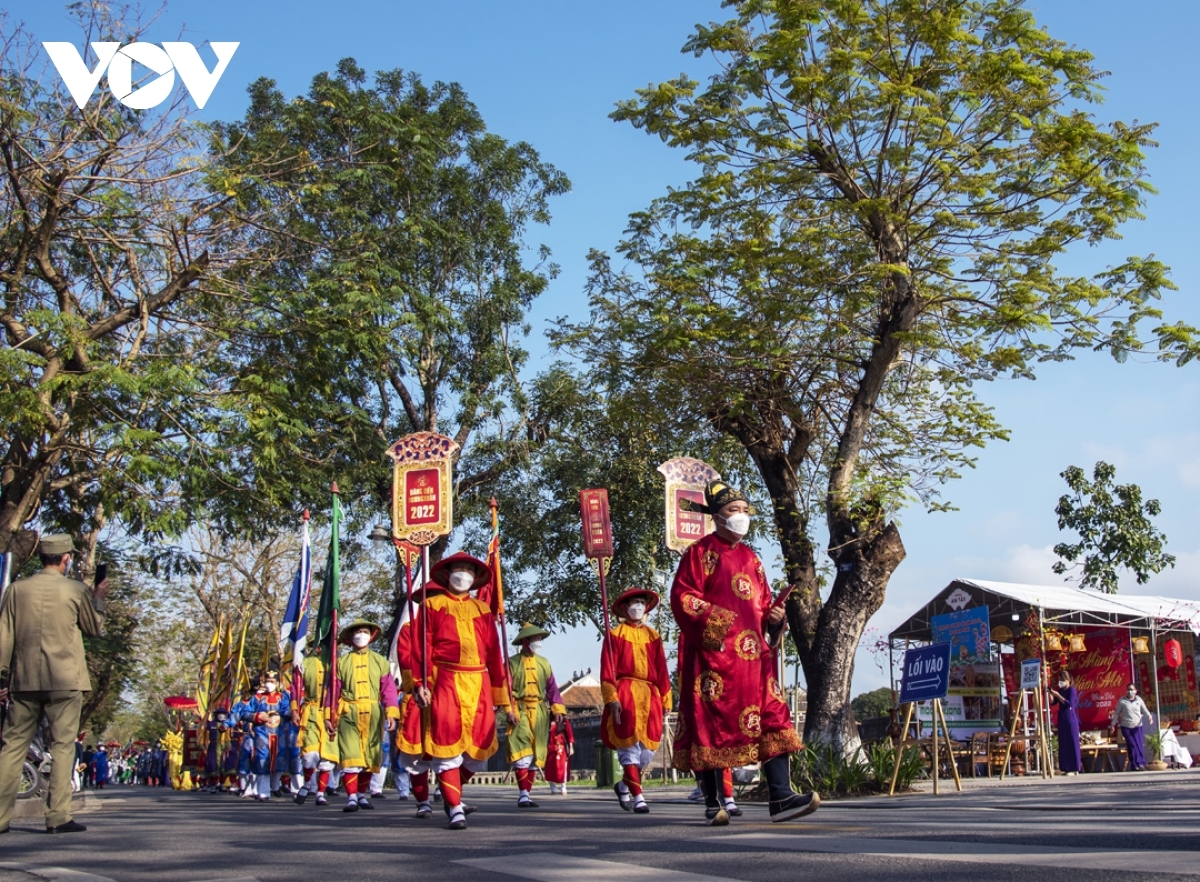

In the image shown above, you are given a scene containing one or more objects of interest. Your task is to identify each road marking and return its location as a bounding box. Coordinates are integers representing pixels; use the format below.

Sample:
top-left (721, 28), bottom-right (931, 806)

top-left (724, 833), bottom-right (1200, 876)
top-left (0, 863), bottom-right (120, 882)
top-left (455, 852), bottom-right (744, 882)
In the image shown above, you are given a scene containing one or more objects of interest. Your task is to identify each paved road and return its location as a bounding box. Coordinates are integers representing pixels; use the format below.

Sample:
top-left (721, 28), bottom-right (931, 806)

top-left (1, 771), bottom-right (1199, 882)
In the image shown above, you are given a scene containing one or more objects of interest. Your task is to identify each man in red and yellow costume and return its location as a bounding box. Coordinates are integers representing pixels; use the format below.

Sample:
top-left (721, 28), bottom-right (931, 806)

top-left (602, 587), bottom-right (672, 814)
top-left (394, 580), bottom-right (441, 819)
top-left (672, 479), bottom-right (819, 825)
top-left (397, 552), bottom-right (511, 831)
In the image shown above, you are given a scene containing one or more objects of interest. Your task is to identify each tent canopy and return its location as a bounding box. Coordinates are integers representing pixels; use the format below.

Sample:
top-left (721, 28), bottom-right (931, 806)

top-left (889, 578), bottom-right (1200, 644)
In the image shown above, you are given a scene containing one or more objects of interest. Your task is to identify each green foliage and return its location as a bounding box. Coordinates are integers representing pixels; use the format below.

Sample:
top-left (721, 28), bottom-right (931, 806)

top-left (851, 687), bottom-right (895, 720)
top-left (1144, 729), bottom-right (1164, 762)
top-left (792, 739), bottom-right (923, 796)
top-left (1052, 461), bottom-right (1175, 593)
top-left (464, 363), bottom-right (758, 631)
top-left (207, 60), bottom-right (570, 544)
top-left (863, 741), bottom-right (926, 793)
top-left (0, 6), bottom-right (246, 560)
top-left (556, 0), bottom-right (1196, 743)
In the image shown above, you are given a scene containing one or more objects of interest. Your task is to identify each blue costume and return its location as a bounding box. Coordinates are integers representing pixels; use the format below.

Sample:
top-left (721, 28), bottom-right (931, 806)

top-left (93, 748), bottom-right (109, 788)
top-left (229, 697), bottom-right (255, 780)
top-left (244, 681), bottom-right (292, 800)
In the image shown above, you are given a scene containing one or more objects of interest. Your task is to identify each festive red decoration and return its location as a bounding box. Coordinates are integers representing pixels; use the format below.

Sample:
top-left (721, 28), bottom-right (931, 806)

top-left (1165, 638), bottom-right (1183, 668)
top-left (163, 695), bottom-right (198, 710)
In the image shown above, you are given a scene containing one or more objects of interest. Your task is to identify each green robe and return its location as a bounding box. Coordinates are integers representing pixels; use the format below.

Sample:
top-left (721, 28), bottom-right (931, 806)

top-left (505, 653), bottom-right (565, 766)
top-left (336, 649), bottom-right (398, 771)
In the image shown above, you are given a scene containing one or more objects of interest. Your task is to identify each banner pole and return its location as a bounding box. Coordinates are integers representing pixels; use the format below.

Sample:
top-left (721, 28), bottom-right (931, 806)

top-left (888, 701), bottom-right (914, 796)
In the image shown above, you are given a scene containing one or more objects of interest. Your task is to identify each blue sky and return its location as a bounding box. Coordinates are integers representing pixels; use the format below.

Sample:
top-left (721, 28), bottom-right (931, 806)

top-left (13, 1), bottom-right (1199, 698)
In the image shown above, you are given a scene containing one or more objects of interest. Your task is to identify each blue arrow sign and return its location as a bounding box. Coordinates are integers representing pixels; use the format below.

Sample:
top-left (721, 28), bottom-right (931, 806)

top-left (900, 642), bottom-right (951, 704)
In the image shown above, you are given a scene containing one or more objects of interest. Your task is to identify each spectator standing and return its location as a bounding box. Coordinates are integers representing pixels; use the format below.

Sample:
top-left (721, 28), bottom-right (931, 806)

top-left (81, 745), bottom-right (95, 789)
top-left (1111, 682), bottom-right (1154, 771)
top-left (0, 534), bottom-right (108, 833)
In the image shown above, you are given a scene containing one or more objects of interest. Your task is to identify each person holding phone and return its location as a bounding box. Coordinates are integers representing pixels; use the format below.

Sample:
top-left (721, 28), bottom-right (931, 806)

top-left (1111, 683), bottom-right (1154, 771)
top-left (1049, 671), bottom-right (1082, 774)
top-left (0, 534), bottom-right (108, 833)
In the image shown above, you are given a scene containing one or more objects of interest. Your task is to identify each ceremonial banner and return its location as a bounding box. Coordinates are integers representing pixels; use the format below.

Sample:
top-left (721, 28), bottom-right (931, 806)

top-left (387, 433), bottom-right (459, 546)
top-left (579, 488), bottom-right (614, 561)
top-left (656, 457), bottom-right (719, 552)
top-left (1064, 627), bottom-right (1133, 729)
top-left (315, 485), bottom-right (343, 721)
top-left (279, 514), bottom-right (312, 705)
top-left (928, 606), bottom-right (1001, 733)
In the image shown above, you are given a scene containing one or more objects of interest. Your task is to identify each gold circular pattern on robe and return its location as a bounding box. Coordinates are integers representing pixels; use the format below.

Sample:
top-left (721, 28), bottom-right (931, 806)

top-left (697, 670), bottom-right (725, 702)
top-left (734, 630), bottom-right (761, 661)
top-left (739, 705), bottom-right (763, 738)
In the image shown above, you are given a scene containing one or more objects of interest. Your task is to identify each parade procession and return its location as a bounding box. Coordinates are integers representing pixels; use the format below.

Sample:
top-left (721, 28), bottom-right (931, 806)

top-left (156, 438), bottom-right (819, 831)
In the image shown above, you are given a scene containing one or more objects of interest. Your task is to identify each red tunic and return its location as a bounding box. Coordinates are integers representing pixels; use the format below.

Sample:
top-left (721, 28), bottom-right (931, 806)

top-left (396, 591), bottom-right (509, 761)
top-left (543, 718), bottom-right (573, 785)
top-left (670, 532), bottom-right (801, 771)
top-left (600, 622), bottom-right (672, 750)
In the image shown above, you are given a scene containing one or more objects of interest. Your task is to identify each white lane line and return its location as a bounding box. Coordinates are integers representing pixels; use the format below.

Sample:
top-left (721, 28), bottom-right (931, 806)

top-left (0, 863), bottom-right (120, 882)
top-left (455, 852), bottom-right (744, 882)
top-left (725, 834), bottom-right (1200, 876)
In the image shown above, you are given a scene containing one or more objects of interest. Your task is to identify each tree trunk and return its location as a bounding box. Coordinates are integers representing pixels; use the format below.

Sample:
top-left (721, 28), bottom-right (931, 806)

top-left (799, 522), bottom-right (906, 752)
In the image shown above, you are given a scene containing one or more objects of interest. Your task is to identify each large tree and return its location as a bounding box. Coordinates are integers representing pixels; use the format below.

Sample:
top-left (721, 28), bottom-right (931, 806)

top-left (209, 61), bottom-right (569, 625)
top-left (564, 0), bottom-right (1198, 748)
top-left (0, 8), bottom-right (265, 570)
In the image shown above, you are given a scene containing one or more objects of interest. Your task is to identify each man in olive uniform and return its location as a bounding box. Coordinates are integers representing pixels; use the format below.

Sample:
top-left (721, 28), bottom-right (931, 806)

top-left (506, 624), bottom-right (566, 808)
top-left (0, 534), bottom-right (108, 833)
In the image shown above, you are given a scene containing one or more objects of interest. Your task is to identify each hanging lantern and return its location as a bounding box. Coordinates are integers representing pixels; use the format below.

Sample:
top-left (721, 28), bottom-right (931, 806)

top-left (992, 625), bottom-right (1013, 644)
top-left (1165, 638), bottom-right (1184, 668)
top-left (1045, 631), bottom-right (1063, 651)
top-left (1068, 633), bottom-right (1087, 652)
top-left (1132, 635), bottom-right (1151, 654)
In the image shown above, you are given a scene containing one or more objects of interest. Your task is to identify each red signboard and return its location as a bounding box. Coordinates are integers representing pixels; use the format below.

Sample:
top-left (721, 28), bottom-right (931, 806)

top-left (404, 468), bottom-right (441, 526)
top-left (579, 489), bottom-right (613, 559)
top-left (674, 488), bottom-right (707, 543)
top-left (1064, 627), bottom-right (1133, 730)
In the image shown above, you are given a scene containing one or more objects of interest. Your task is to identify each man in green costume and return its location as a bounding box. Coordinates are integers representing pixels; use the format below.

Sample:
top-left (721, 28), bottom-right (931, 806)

top-left (335, 619), bottom-right (399, 813)
top-left (506, 624), bottom-right (566, 808)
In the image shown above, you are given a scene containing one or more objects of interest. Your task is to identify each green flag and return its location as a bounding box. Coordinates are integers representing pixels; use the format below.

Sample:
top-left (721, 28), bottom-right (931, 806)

top-left (315, 486), bottom-right (342, 718)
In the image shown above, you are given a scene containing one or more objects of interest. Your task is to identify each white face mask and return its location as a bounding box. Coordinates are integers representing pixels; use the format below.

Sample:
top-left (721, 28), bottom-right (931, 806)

top-left (352, 631), bottom-right (371, 648)
top-left (625, 601), bottom-right (647, 621)
top-left (264, 682), bottom-right (277, 693)
top-left (719, 511), bottom-right (751, 537)
top-left (448, 569), bottom-right (474, 593)
top-left (527, 639), bottom-right (543, 655)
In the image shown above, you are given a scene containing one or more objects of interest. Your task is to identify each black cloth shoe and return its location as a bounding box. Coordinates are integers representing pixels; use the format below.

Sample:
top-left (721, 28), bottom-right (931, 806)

top-left (517, 796), bottom-right (539, 808)
top-left (633, 801), bottom-right (650, 814)
top-left (357, 797), bottom-right (373, 810)
top-left (463, 803), bottom-right (477, 815)
top-left (448, 810), bottom-right (467, 831)
top-left (769, 791), bottom-right (820, 823)
top-left (343, 801), bottom-right (359, 813)
top-left (47, 820), bottom-right (87, 834)
top-left (415, 802), bottom-right (433, 818)
top-left (370, 791), bottom-right (386, 799)
top-left (293, 790), bottom-right (308, 805)
top-left (704, 806), bottom-right (729, 827)
top-left (614, 782), bottom-right (632, 811)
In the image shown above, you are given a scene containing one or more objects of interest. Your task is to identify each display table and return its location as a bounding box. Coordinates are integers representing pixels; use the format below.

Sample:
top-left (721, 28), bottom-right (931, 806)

top-left (1175, 732), bottom-right (1200, 758)
top-left (1080, 743), bottom-right (1125, 773)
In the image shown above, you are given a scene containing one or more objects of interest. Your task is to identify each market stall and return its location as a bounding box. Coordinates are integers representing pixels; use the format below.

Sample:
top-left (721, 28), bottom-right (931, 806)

top-left (888, 579), bottom-right (1200, 771)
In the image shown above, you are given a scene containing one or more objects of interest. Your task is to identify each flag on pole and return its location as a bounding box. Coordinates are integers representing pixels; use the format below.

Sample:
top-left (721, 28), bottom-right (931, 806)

top-left (314, 485), bottom-right (342, 722)
top-left (232, 616), bottom-right (250, 698)
top-left (279, 515), bottom-right (313, 704)
top-left (195, 617), bottom-right (223, 720)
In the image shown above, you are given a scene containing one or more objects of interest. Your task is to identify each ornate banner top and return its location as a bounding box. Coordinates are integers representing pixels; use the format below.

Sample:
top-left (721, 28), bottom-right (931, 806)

top-left (579, 488), bottom-right (614, 560)
top-left (656, 457), bottom-right (720, 553)
top-left (387, 432), bottom-right (459, 546)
